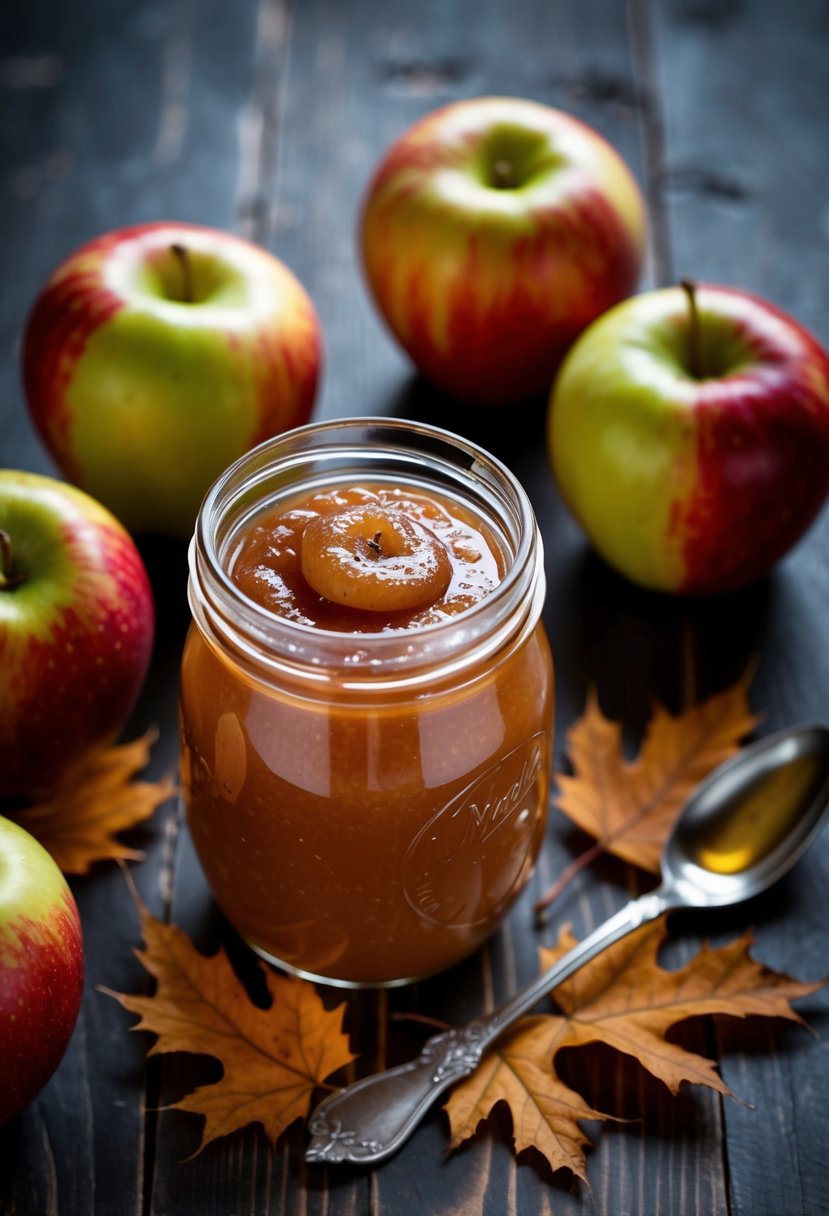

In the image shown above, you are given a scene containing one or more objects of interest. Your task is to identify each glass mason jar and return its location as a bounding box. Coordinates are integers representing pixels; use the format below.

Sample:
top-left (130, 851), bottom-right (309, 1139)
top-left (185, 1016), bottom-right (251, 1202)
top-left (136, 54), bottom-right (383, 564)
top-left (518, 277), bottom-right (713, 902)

top-left (180, 418), bottom-right (553, 987)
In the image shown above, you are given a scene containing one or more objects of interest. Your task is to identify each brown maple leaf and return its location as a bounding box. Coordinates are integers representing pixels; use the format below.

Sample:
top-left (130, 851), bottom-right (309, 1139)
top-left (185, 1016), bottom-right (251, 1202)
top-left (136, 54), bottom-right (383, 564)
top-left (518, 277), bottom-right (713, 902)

top-left (537, 671), bottom-right (760, 911)
top-left (104, 902), bottom-right (356, 1152)
top-left (446, 916), bottom-right (822, 1178)
top-left (446, 1014), bottom-right (612, 1179)
top-left (12, 729), bottom-right (175, 874)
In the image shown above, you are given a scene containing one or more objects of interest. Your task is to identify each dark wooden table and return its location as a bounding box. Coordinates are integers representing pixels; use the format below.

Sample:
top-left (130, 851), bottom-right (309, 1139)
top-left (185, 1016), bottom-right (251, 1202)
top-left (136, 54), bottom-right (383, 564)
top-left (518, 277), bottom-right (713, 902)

top-left (2, 1), bottom-right (828, 1213)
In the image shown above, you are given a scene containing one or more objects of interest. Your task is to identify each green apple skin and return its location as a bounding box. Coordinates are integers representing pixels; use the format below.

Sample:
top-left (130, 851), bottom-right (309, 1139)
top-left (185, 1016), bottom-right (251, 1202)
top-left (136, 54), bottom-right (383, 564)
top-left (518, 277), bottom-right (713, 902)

top-left (0, 815), bottom-right (84, 1125)
top-left (361, 96), bottom-right (646, 405)
top-left (23, 222), bottom-right (322, 537)
top-left (548, 284), bottom-right (829, 593)
top-left (0, 470), bottom-right (154, 799)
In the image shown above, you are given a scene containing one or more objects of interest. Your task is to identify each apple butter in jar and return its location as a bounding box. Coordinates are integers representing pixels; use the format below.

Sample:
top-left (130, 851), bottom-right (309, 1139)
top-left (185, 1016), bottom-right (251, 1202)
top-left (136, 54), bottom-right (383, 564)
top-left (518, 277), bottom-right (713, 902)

top-left (180, 418), bottom-right (553, 986)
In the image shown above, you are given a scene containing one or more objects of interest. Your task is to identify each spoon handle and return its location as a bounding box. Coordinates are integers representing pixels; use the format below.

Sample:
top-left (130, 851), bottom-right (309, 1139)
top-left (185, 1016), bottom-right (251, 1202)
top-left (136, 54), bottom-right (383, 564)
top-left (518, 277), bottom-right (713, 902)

top-left (305, 889), bottom-right (668, 1166)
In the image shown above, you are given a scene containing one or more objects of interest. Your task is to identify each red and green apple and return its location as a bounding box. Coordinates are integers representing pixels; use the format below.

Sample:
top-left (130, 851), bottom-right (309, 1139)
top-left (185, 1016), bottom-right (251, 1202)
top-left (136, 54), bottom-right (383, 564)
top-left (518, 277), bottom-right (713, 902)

top-left (22, 222), bottom-right (323, 537)
top-left (0, 470), bottom-right (154, 799)
top-left (548, 282), bottom-right (829, 593)
top-left (360, 96), bottom-right (646, 404)
top-left (0, 814), bottom-right (84, 1125)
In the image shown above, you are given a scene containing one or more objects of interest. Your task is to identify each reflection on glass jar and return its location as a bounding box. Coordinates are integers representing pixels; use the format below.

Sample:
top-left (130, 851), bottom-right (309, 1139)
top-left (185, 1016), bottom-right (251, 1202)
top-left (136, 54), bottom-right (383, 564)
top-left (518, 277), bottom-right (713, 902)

top-left (180, 418), bottom-right (553, 987)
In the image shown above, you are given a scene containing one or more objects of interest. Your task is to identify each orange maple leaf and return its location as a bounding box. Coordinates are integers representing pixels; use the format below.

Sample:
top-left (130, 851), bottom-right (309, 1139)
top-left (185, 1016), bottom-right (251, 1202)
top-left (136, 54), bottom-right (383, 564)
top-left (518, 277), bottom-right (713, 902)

top-left (104, 903), bottom-right (356, 1152)
top-left (445, 1013), bottom-right (612, 1179)
top-left (12, 729), bottom-right (175, 875)
top-left (446, 916), bottom-right (822, 1178)
top-left (537, 671), bottom-right (761, 911)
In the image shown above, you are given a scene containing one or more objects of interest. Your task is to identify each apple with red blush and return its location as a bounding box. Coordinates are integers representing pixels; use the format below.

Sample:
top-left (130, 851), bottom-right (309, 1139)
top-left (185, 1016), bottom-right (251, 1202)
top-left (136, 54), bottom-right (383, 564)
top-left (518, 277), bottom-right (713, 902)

top-left (548, 281), bottom-right (829, 593)
top-left (0, 469), bottom-right (154, 800)
top-left (22, 222), bottom-right (322, 537)
top-left (360, 95), bottom-right (646, 404)
top-left (0, 815), bottom-right (84, 1125)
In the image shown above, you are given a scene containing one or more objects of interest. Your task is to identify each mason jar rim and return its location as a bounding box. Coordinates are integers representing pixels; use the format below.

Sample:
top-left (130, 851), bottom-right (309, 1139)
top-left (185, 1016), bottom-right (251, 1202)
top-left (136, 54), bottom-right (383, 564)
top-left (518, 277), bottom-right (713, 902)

top-left (189, 416), bottom-right (544, 689)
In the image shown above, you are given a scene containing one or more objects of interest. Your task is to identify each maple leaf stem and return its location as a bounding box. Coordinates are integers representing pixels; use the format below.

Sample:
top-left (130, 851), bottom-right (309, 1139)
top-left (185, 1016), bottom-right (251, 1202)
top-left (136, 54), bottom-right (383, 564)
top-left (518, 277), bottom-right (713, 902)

top-left (533, 838), bottom-right (606, 924)
top-left (390, 1012), bottom-right (453, 1033)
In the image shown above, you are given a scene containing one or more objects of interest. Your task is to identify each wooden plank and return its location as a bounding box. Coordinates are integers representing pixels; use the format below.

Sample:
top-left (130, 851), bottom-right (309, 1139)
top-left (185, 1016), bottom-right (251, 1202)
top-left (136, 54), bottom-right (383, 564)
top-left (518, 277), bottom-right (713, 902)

top-left (142, 1), bottom-right (728, 1213)
top-left (652, 1), bottom-right (829, 1214)
top-left (0, 0), bottom-right (264, 1212)
top-left (2, 0), bottom-right (827, 1212)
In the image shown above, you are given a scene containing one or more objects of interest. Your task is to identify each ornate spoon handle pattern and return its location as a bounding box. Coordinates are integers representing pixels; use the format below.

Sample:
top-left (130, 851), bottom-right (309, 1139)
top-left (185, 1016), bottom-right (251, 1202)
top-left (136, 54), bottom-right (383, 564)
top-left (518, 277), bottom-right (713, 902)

top-left (306, 894), bottom-right (667, 1165)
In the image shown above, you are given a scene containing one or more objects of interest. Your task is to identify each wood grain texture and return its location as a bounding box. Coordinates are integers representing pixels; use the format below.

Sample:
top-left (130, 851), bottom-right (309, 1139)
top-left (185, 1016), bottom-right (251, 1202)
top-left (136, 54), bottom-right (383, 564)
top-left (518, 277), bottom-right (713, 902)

top-left (651, 3), bottom-right (829, 1214)
top-left (0, 0), bottom-right (827, 1212)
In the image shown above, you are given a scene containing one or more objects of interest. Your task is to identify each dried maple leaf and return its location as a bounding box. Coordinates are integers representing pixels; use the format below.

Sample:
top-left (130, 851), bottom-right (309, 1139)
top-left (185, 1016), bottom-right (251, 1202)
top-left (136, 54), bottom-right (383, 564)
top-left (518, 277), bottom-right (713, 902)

top-left (12, 729), bottom-right (175, 874)
top-left (104, 902), bottom-right (355, 1152)
top-left (446, 916), bottom-right (822, 1178)
top-left (446, 1014), bottom-right (612, 1179)
top-left (537, 671), bottom-right (761, 911)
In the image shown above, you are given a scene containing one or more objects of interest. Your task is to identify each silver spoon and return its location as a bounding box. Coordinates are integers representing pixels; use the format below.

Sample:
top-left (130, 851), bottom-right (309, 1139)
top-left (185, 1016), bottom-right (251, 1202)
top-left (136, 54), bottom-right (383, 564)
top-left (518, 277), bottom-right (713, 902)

top-left (306, 722), bottom-right (829, 1166)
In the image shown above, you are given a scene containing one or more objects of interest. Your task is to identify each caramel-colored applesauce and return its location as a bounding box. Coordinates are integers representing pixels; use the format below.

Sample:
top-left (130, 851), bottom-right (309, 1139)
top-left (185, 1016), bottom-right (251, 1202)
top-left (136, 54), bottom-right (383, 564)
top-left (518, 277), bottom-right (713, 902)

top-left (180, 480), bottom-right (553, 985)
top-left (231, 484), bottom-right (503, 629)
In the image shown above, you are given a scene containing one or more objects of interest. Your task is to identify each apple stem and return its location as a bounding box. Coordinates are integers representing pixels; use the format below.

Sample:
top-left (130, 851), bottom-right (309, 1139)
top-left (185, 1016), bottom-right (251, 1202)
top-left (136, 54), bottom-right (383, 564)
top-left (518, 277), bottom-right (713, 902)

top-left (492, 158), bottom-right (515, 189)
top-left (680, 277), bottom-right (703, 379)
top-left (0, 529), bottom-right (24, 591)
top-left (170, 242), bottom-right (194, 304)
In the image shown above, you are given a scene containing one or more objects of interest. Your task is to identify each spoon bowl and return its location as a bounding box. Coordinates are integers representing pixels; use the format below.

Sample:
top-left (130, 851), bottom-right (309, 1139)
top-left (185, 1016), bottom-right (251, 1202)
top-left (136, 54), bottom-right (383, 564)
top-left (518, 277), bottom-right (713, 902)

top-left (661, 724), bottom-right (829, 908)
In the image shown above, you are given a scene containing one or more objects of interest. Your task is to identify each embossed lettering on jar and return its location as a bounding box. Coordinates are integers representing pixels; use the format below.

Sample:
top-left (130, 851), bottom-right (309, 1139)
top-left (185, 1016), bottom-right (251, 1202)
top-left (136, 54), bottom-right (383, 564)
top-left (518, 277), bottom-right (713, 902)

top-left (179, 418), bottom-right (554, 987)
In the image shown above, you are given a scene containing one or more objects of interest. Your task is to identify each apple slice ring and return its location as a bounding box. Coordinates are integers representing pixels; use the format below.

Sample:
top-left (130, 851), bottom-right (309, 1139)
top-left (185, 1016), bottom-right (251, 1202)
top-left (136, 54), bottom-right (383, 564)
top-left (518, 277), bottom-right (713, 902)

top-left (300, 503), bottom-right (452, 613)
